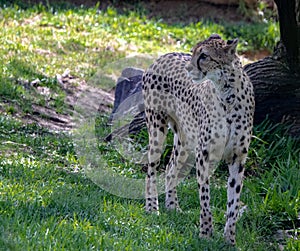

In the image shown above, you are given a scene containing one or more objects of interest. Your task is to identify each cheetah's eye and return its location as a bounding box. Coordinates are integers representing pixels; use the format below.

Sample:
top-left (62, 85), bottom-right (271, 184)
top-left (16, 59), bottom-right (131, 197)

top-left (199, 53), bottom-right (208, 61)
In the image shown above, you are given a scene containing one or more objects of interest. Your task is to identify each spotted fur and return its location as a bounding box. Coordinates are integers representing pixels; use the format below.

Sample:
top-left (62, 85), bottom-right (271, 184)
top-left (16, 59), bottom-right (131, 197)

top-left (142, 34), bottom-right (255, 245)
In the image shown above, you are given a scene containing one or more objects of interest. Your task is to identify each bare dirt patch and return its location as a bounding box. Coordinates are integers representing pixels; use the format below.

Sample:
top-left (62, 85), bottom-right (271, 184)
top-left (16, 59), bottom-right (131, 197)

top-left (22, 71), bottom-right (114, 131)
top-left (25, 0), bottom-right (257, 24)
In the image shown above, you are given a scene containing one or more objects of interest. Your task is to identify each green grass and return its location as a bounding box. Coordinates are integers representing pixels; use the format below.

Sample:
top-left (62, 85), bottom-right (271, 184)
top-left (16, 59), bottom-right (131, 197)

top-left (1, 2), bottom-right (299, 251)
top-left (0, 2), bottom-right (279, 115)
top-left (1, 116), bottom-right (299, 251)
top-left (0, 2), bottom-right (279, 98)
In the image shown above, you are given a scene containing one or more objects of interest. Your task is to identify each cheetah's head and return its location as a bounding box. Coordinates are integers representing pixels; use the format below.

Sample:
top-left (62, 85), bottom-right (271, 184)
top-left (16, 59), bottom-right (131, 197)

top-left (186, 34), bottom-right (238, 82)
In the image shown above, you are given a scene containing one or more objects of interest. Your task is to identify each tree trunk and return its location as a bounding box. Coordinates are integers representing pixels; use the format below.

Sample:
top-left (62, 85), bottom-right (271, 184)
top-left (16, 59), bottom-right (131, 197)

top-left (275, 0), bottom-right (300, 73)
top-left (244, 0), bottom-right (300, 135)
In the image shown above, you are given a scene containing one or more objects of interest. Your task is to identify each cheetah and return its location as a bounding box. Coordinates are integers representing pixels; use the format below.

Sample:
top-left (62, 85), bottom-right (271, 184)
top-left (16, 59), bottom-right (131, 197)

top-left (142, 34), bottom-right (255, 245)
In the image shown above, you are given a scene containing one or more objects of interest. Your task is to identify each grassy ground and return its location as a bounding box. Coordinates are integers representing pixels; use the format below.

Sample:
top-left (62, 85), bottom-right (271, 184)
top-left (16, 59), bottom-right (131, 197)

top-left (0, 2), bottom-right (299, 251)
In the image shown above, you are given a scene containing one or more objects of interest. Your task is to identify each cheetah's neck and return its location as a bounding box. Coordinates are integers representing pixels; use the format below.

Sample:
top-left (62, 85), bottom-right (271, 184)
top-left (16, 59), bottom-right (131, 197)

top-left (205, 63), bottom-right (243, 108)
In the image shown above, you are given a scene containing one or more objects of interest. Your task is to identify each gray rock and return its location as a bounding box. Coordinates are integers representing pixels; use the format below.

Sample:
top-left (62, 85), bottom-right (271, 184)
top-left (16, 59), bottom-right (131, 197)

top-left (111, 73), bottom-right (143, 116)
top-left (105, 67), bottom-right (145, 141)
top-left (120, 67), bottom-right (144, 80)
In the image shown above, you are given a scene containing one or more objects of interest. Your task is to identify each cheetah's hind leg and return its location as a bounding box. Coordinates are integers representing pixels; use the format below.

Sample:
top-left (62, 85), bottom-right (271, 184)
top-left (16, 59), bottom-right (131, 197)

top-left (165, 133), bottom-right (189, 211)
top-left (145, 110), bottom-right (168, 213)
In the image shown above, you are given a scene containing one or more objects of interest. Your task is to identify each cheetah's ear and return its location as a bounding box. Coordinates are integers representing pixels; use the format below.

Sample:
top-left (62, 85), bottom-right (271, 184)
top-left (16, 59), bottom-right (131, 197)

top-left (224, 38), bottom-right (238, 55)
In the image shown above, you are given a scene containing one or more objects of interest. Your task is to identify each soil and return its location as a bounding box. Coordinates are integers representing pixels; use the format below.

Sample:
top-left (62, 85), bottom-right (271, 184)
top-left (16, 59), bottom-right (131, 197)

top-left (20, 72), bottom-right (114, 131)
top-left (25, 0), bottom-right (262, 24)
top-left (99, 0), bottom-right (251, 24)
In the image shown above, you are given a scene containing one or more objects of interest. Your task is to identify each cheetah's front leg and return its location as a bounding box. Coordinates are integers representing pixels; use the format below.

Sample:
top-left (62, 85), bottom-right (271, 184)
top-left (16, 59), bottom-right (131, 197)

top-left (196, 146), bottom-right (213, 238)
top-left (224, 161), bottom-right (245, 245)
